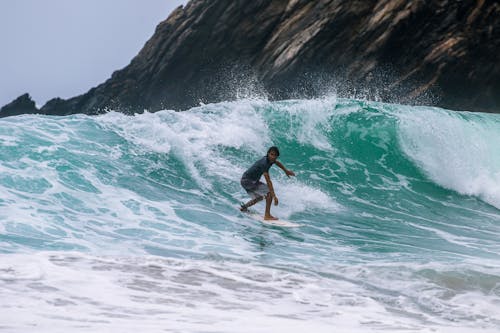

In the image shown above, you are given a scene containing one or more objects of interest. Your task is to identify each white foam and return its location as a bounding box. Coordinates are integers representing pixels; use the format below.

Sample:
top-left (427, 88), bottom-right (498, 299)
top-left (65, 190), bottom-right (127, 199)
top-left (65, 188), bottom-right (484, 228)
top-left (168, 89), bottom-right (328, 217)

top-left (98, 101), bottom-right (270, 188)
top-left (1, 252), bottom-right (497, 333)
top-left (267, 180), bottom-right (342, 218)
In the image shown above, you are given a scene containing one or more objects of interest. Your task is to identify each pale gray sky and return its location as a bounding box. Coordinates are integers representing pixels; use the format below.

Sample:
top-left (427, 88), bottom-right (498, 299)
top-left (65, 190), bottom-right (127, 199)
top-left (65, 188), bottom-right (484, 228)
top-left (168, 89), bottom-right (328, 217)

top-left (0, 0), bottom-right (187, 107)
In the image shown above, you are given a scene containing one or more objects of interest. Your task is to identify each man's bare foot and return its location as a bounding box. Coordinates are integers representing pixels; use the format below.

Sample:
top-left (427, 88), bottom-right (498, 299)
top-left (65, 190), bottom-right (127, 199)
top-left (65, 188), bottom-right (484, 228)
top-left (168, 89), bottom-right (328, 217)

top-left (264, 215), bottom-right (278, 220)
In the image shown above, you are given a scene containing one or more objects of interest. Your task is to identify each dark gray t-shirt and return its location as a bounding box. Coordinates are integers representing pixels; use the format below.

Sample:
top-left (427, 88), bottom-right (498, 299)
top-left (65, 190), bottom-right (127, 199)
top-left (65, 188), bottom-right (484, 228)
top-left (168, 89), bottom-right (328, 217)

top-left (242, 156), bottom-right (273, 182)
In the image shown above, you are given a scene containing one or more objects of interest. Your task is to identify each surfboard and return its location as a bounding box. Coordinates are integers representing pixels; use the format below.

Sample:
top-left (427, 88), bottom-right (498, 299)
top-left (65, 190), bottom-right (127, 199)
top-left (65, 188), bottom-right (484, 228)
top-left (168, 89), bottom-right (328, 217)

top-left (244, 211), bottom-right (302, 227)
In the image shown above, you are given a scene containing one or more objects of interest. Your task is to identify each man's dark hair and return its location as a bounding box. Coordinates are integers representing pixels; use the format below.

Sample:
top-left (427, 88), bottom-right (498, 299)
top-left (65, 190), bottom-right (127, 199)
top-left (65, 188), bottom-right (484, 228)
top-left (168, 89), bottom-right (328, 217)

top-left (267, 146), bottom-right (280, 156)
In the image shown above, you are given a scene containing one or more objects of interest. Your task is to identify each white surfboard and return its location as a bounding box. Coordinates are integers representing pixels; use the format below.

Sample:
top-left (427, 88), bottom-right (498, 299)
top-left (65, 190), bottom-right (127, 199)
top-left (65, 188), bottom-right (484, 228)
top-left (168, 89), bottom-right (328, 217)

top-left (245, 211), bottom-right (302, 228)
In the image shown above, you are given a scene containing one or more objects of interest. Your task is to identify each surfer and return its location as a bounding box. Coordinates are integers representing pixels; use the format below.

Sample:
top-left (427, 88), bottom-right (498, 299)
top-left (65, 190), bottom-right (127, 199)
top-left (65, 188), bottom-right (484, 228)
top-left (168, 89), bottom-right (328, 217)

top-left (240, 146), bottom-right (295, 220)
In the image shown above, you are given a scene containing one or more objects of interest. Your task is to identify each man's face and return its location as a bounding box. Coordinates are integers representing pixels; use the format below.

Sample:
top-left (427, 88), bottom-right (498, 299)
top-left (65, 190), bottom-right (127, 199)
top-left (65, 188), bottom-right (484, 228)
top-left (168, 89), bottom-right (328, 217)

top-left (267, 151), bottom-right (278, 162)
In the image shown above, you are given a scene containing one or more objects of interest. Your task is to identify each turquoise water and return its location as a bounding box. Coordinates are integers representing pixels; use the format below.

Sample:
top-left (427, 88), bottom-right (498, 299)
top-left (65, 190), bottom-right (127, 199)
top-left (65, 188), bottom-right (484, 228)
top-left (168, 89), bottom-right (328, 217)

top-left (1, 98), bottom-right (499, 332)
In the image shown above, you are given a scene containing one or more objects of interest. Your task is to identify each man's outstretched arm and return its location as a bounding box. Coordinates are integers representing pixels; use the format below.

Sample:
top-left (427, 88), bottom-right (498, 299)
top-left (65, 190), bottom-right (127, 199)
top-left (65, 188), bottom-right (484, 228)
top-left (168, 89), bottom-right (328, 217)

top-left (275, 160), bottom-right (295, 177)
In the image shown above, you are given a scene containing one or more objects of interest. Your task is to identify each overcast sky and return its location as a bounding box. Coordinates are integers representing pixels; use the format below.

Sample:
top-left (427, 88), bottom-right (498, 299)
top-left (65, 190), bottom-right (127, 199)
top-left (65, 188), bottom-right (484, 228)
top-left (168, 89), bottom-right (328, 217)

top-left (0, 0), bottom-right (187, 107)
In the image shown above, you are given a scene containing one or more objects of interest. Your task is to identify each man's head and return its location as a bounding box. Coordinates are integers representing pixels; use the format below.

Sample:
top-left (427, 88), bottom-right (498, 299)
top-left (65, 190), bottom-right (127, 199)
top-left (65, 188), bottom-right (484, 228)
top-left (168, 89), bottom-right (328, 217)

top-left (267, 146), bottom-right (280, 162)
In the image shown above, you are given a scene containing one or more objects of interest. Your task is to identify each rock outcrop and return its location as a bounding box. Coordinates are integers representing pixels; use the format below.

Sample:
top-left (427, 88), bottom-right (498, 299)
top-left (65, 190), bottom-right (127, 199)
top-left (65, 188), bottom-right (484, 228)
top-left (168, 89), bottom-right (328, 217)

top-left (0, 94), bottom-right (38, 117)
top-left (2, 0), bottom-right (499, 117)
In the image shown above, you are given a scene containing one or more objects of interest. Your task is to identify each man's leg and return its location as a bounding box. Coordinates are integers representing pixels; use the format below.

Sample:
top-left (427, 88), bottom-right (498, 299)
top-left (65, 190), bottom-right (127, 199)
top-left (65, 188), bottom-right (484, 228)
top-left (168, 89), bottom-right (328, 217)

top-left (240, 195), bottom-right (264, 211)
top-left (264, 192), bottom-right (277, 220)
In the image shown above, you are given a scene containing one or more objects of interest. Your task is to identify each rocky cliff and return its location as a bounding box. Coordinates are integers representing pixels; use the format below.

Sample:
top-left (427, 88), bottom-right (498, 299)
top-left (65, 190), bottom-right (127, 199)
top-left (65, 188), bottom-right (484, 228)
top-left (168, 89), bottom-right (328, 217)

top-left (2, 0), bottom-right (499, 117)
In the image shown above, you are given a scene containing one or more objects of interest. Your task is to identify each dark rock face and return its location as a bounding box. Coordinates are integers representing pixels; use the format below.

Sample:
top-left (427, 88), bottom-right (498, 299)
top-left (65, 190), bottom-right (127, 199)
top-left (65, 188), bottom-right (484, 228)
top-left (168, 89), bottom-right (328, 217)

top-left (2, 0), bottom-right (499, 117)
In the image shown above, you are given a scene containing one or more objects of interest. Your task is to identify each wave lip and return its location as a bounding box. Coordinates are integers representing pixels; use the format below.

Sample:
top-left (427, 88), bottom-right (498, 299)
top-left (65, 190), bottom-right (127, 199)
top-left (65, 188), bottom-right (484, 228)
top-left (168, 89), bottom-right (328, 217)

top-left (397, 106), bottom-right (500, 209)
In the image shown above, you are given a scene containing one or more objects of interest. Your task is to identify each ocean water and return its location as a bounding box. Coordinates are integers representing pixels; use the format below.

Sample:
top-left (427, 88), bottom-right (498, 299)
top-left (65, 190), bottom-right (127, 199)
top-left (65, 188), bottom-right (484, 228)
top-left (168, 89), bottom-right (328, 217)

top-left (1, 97), bottom-right (499, 332)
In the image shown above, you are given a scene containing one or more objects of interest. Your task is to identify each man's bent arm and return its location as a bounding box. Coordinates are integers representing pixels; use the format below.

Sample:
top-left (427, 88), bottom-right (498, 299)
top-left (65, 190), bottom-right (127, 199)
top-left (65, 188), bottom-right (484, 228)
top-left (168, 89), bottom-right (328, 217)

top-left (263, 172), bottom-right (275, 196)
